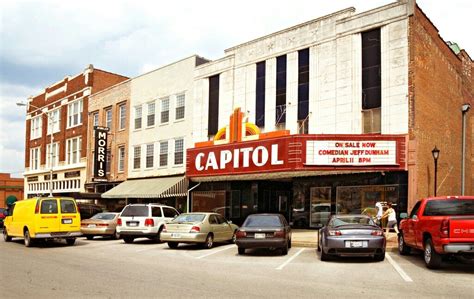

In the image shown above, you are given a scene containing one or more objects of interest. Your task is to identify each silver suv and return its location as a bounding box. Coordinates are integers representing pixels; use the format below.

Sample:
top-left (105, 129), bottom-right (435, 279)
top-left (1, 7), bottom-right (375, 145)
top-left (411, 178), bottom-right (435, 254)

top-left (117, 204), bottom-right (179, 243)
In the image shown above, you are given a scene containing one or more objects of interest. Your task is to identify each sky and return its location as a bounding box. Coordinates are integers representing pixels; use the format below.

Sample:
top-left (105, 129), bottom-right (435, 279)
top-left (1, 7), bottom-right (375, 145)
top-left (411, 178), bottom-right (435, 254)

top-left (0, 0), bottom-right (473, 177)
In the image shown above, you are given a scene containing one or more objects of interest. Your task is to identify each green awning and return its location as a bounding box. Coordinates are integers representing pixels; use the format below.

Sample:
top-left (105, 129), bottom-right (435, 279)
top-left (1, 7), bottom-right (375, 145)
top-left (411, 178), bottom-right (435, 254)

top-left (6, 195), bottom-right (17, 206)
top-left (101, 176), bottom-right (188, 199)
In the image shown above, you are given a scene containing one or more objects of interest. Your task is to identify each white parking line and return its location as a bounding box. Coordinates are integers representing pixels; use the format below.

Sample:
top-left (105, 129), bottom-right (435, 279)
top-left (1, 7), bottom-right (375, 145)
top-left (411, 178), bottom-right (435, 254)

top-left (386, 253), bottom-right (413, 282)
top-left (196, 245), bottom-right (236, 259)
top-left (276, 248), bottom-right (305, 270)
top-left (135, 244), bottom-right (166, 253)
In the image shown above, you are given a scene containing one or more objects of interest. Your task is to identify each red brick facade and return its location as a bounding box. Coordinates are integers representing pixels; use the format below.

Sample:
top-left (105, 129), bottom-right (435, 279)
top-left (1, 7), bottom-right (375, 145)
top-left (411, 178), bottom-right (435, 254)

top-left (0, 173), bottom-right (24, 208)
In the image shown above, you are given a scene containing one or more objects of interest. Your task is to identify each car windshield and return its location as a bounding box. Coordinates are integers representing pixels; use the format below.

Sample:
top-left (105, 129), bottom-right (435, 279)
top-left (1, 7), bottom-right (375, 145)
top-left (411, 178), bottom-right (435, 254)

top-left (173, 214), bottom-right (205, 223)
top-left (121, 206), bottom-right (148, 217)
top-left (91, 213), bottom-right (116, 220)
top-left (330, 216), bottom-right (375, 227)
top-left (243, 215), bottom-right (282, 227)
top-left (423, 199), bottom-right (474, 216)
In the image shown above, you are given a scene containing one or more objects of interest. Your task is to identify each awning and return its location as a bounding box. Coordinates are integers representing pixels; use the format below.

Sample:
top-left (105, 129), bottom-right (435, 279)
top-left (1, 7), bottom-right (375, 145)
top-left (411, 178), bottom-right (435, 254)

top-left (101, 176), bottom-right (188, 199)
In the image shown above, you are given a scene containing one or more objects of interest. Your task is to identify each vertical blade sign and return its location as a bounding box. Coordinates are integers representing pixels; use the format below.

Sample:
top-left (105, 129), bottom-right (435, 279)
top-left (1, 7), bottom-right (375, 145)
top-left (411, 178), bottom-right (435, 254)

top-left (94, 126), bottom-right (109, 182)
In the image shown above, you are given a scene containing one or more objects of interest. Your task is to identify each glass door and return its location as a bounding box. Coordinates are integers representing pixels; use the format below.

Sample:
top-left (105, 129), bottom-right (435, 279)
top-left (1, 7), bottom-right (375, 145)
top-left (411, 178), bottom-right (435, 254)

top-left (310, 187), bottom-right (331, 228)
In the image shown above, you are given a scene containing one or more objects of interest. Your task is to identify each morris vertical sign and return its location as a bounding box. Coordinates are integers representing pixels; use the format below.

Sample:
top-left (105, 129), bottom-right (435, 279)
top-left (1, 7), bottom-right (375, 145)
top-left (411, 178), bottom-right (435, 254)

top-left (94, 126), bottom-right (109, 182)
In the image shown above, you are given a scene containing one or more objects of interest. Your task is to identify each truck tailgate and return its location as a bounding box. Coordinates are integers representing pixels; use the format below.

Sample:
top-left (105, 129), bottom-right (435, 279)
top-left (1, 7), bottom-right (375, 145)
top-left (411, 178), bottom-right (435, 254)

top-left (450, 216), bottom-right (474, 241)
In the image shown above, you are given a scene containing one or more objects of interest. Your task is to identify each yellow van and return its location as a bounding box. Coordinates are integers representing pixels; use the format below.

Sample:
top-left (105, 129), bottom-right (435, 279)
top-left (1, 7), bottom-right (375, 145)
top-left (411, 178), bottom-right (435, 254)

top-left (3, 197), bottom-right (82, 247)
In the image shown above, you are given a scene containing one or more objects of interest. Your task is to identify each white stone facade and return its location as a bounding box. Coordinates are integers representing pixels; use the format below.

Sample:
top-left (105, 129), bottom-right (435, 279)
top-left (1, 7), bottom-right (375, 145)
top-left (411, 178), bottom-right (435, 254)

top-left (193, 1), bottom-right (410, 142)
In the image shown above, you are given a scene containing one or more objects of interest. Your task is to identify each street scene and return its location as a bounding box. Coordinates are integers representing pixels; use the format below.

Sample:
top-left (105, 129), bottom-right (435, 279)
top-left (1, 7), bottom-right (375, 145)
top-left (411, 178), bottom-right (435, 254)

top-left (1, 0), bottom-right (473, 298)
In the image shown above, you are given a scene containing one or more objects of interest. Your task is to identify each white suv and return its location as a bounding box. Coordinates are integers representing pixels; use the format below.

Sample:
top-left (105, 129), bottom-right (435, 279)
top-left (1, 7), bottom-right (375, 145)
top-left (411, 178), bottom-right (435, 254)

top-left (117, 204), bottom-right (179, 243)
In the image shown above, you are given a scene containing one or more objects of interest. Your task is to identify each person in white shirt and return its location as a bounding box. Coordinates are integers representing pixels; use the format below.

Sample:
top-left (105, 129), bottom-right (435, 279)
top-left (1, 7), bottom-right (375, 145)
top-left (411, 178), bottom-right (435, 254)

top-left (375, 202), bottom-right (383, 227)
top-left (382, 202), bottom-right (399, 235)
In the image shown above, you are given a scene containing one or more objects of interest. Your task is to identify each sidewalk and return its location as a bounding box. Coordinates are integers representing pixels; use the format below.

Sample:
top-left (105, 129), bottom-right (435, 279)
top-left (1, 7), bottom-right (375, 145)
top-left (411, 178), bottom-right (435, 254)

top-left (291, 229), bottom-right (399, 250)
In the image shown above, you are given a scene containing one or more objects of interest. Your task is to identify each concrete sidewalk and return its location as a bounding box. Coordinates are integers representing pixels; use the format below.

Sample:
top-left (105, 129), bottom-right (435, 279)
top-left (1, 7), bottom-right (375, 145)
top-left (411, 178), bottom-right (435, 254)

top-left (291, 229), bottom-right (399, 249)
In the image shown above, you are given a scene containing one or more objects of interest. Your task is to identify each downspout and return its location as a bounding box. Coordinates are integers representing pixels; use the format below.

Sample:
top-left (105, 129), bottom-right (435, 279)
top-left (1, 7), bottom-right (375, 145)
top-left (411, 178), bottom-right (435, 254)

top-left (186, 182), bottom-right (201, 213)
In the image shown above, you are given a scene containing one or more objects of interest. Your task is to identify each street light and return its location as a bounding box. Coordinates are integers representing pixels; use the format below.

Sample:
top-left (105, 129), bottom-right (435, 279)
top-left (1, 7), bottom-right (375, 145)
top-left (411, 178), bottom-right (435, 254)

top-left (17, 101), bottom-right (55, 197)
top-left (461, 103), bottom-right (471, 195)
top-left (431, 146), bottom-right (440, 197)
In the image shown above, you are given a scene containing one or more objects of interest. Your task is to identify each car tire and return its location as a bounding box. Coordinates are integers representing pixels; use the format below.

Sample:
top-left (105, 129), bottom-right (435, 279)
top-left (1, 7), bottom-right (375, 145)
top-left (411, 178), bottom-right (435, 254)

top-left (238, 247), bottom-right (245, 255)
top-left (24, 229), bottom-right (33, 247)
top-left (3, 227), bottom-right (12, 242)
top-left (320, 248), bottom-right (331, 261)
top-left (168, 242), bottom-right (179, 249)
top-left (424, 238), bottom-right (442, 269)
top-left (203, 234), bottom-right (214, 249)
top-left (86, 236), bottom-right (94, 240)
top-left (123, 236), bottom-right (134, 244)
top-left (112, 231), bottom-right (120, 240)
top-left (66, 238), bottom-right (76, 246)
top-left (281, 242), bottom-right (289, 255)
top-left (288, 237), bottom-right (292, 249)
top-left (398, 233), bottom-right (411, 255)
top-left (374, 252), bottom-right (385, 262)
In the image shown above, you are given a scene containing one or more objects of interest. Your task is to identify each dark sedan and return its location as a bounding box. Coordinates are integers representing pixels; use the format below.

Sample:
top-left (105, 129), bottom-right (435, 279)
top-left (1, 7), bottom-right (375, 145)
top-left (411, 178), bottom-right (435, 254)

top-left (318, 215), bottom-right (386, 261)
top-left (235, 214), bottom-right (291, 255)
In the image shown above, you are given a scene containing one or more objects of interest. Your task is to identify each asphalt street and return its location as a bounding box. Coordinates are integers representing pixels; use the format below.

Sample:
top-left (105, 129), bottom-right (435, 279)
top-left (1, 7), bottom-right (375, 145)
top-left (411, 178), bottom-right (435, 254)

top-left (1, 236), bottom-right (473, 298)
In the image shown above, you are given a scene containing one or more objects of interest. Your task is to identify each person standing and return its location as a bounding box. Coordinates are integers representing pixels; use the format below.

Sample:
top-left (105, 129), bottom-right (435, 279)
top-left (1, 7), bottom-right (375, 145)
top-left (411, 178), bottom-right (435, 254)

top-left (382, 203), bottom-right (399, 236)
top-left (375, 202), bottom-right (383, 227)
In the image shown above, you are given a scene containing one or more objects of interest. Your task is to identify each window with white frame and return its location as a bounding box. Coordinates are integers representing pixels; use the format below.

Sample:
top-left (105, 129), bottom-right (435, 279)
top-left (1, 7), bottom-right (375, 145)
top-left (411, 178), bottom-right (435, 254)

top-left (92, 112), bottom-right (99, 127)
top-left (30, 147), bottom-right (40, 170)
top-left (147, 102), bottom-right (155, 127)
top-left (67, 99), bottom-right (83, 127)
top-left (159, 140), bottom-right (168, 167)
top-left (133, 146), bottom-right (141, 169)
top-left (46, 142), bottom-right (59, 168)
top-left (105, 108), bottom-right (112, 129)
top-left (118, 146), bottom-right (125, 172)
top-left (119, 104), bottom-right (126, 130)
top-left (134, 106), bottom-right (142, 129)
top-left (161, 98), bottom-right (169, 124)
top-left (47, 109), bottom-right (60, 135)
top-left (174, 138), bottom-right (184, 165)
top-left (66, 136), bottom-right (82, 164)
top-left (175, 94), bottom-right (185, 120)
top-left (30, 116), bottom-right (42, 140)
top-left (146, 144), bottom-right (154, 168)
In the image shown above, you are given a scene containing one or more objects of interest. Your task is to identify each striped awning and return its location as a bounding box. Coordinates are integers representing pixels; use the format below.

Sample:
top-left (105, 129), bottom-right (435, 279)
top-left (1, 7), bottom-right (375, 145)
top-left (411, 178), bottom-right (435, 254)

top-left (101, 176), bottom-right (188, 199)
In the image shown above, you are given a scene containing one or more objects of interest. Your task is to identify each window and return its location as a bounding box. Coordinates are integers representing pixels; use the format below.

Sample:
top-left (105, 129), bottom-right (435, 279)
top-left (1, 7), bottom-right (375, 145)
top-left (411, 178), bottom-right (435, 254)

top-left (66, 136), bottom-right (82, 164)
top-left (133, 146), bottom-right (141, 169)
top-left (40, 199), bottom-right (58, 214)
top-left (174, 138), bottom-right (184, 165)
top-left (159, 140), bottom-right (168, 167)
top-left (152, 207), bottom-right (162, 217)
top-left (256, 61), bottom-right (266, 127)
top-left (362, 28), bottom-right (381, 133)
top-left (146, 144), bottom-right (154, 168)
top-left (209, 215), bottom-right (219, 224)
top-left (30, 147), bottom-right (40, 170)
top-left (298, 48), bottom-right (309, 122)
top-left (208, 75), bottom-right (220, 135)
top-left (47, 109), bottom-right (60, 135)
top-left (147, 102), bottom-right (155, 127)
top-left (67, 99), bottom-right (83, 127)
top-left (106, 149), bottom-right (111, 174)
top-left (118, 146), bottom-right (125, 172)
top-left (60, 199), bottom-right (77, 213)
top-left (163, 207), bottom-right (178, 218)
top-left (409, 201), bottom-right (422, 219)
top-left (105, 108), bottom-right (112, 129)
top-left (92, 112), bottom-right (99, 127)
top-left (30, 116), bottom-right (42, 140)
top-left (276, 55), bottom-right (287, 125)
top-left (119, 104), bottom-right (126, 130)
top-left (134, 106), bottom-right (142, 130)
top-left (175, 94), bottom-right (185, 120)
top-left (160, 98), bottom-right (169, 123)
top-left (423, 200), bottom-right (474, 216)
top-left (46, 142), bottom-right (59, 168)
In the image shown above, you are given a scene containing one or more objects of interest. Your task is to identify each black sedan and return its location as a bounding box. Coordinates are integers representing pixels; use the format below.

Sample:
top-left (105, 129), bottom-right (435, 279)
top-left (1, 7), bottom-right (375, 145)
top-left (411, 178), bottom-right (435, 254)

top-left (235, 213), bottom-right (292, 255)
top-left (318, 215), bottom-right (386, 261)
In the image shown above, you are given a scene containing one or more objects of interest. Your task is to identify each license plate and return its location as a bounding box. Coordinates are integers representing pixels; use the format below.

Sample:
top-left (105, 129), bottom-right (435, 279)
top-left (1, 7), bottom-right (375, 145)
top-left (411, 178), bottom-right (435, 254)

top-left (128, 222), bottom-right (138, 227)
top-left (254, 233), bottom-right (266, 239)
top-left (171, 233), bottom-right (181, 238)
top-left (88, 224), bottom-right (96, 228)
top-left (62, 219), bottom-right (72, 224)
top-left (345, 241), bottom-right (368, 248)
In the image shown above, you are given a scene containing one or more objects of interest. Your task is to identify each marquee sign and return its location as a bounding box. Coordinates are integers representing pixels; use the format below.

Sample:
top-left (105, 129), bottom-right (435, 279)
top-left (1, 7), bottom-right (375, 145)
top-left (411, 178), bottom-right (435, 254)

top-left (93, 126), bottom-right (109, 182)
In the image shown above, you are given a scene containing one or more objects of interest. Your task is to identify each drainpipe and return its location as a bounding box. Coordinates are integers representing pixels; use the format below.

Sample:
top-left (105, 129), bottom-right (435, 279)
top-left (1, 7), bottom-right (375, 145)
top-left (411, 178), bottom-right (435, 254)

top-left (461, 103), bottom-right (471, 195)
top-left (186, 182), bottom-right (201, 213)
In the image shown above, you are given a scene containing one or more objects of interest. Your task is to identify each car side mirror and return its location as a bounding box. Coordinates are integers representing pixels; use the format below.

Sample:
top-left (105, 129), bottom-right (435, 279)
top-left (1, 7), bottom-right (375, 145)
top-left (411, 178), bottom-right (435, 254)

top-left (399, 212), bottom-right (408, 219)
top-left (412, 215), bottom-right (418, 220)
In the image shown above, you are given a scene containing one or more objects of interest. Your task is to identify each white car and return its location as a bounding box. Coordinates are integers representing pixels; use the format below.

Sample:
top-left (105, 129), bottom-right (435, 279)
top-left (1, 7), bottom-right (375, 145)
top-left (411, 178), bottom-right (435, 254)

top-left (117, 204), bottom-right (179, 243)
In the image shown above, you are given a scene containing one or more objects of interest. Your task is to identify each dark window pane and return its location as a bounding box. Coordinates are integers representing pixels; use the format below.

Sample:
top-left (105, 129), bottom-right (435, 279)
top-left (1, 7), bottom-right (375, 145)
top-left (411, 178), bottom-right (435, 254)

top-left (256, 61), bottom-right (266, 127)
top-left (208, 75), bottom-right (220, 135)
top-left (60, 200), bottom-right (76, 213)
top-left (163, 208), bottom-right (178, 218)
top-left (243, 215), bottom-right (282, 227)
top-left (297, 48), bottom-right (310, 121)
top-left (121, 205), bottom-right (148, 217)
top-left (362, 28), bottom-right (381, 110)
top-left (423, 200), bottom-right (474, 216)
top-left (41, 199), bottom-right (58, 214)
top-left (152, 207), bottom-right (162, 217)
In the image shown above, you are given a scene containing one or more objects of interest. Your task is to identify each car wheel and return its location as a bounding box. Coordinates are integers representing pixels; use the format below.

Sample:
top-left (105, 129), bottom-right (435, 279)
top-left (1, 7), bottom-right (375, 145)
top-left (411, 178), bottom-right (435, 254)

top-left (86, 235), bottom-right (94, 240)
top-left (123, 236), bottom-right (134, 244)
top-left (398, 233), bottom-right (411, 255)
top-left (24, 229), bottom-right (33, 247)
top-left (66, 238), bottom-right (76, 246)
top-left (230, 230), bottom-right (237, 244)
top-left (320, 248), bottom-right (331, 261)
top-left (238, 247), bottom-right (245, 255)
top-left (3, 227), bottom-right (12, 242)
top-left (424, 238), bottom-right (442, 269)
top-left (374, 252), bottom-right (385, 262)
top-left (281, 242), bottom-right (289, 255)
top-left (168, 242), bottom-right (179, 249)
top-left (203, 234), bottom-right (214, 249)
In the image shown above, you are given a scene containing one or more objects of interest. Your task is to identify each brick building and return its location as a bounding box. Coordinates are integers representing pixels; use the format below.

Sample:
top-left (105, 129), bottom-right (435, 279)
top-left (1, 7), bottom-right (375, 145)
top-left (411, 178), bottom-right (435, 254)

top-left (23, 65), bottom-right (128, 198)
top-left (0, 173), bottom-right (24, 208)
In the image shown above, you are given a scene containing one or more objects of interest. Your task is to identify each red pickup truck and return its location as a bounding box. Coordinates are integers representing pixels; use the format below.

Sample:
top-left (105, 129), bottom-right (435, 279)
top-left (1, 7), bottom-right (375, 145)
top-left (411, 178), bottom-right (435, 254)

top-left (398, 196), bottom-right (474, 269)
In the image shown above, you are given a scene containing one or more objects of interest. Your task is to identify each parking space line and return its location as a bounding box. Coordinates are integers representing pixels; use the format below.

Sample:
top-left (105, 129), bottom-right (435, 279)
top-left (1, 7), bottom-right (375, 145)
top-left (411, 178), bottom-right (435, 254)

top-left (276, 248), bottom-right (305, 270)
top-left (386, 253), bottom-right (413, 282)
top-left (135, 244), bottom-right (166, 253)
top-left (196, 245), bottom-right (236, 259)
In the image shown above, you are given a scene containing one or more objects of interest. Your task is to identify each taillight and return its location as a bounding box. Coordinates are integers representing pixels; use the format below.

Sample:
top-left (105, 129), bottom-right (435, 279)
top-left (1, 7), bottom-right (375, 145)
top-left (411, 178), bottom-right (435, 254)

top-left (440, 218), bottom-right (450, 238)
top-left (274, 230), bottom-right (285, 238)
top-left (117, 218), bottom-right (122, 226)
top-left (81, 222), bottom-right (86, 227)
top-left (235, 230), bottom-right (246, 238)
top-left (97, 223), bottom-right (109, 227)
top-left (35, 200), bottom-right (40, 214)
top-left (190, 226), bottom-right (200, 233)
top-left (328, 230), bottom-right (342, 236)
top-left (162, 224), bottom-right (167, 232)
top-left (371, 230), bottom-right (383, 236)
top-left (145, 218), bottom-right (154, 227)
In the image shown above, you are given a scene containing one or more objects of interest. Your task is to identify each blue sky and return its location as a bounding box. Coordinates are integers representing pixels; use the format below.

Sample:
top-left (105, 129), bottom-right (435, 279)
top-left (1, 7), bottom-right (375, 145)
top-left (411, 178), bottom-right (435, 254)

top-left (0, 0), bottom-right (472, 177)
